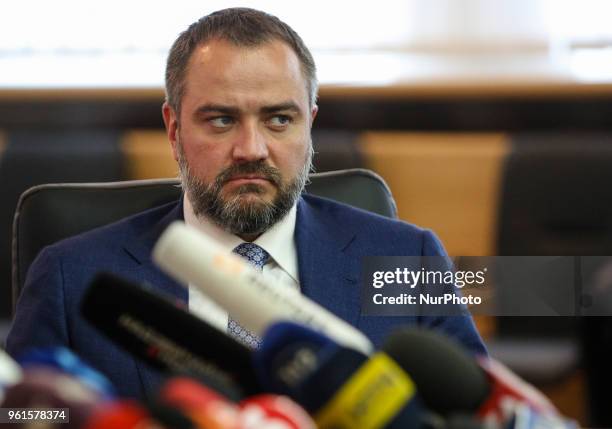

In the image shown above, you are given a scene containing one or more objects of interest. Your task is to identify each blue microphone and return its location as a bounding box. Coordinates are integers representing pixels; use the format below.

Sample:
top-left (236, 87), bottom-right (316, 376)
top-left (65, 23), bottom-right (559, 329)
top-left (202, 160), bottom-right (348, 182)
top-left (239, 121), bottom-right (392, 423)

top-left (17, 347), bottom-right (115, 399)
top-left (254, 321), bottom-right (431, 429)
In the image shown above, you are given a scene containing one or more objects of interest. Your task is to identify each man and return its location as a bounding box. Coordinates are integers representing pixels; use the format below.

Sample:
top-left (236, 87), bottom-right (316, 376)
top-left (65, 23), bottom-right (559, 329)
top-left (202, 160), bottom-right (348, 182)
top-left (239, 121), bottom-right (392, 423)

top-left (7, 8), bottom-right (486, 399)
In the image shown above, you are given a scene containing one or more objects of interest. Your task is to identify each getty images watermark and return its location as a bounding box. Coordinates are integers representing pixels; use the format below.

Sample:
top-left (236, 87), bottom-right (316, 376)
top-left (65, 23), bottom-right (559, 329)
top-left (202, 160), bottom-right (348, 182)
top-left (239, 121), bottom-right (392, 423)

top-left (361, 256), bottom-right (612, 317)
top-left (371, 266), bottom-right (487, 306)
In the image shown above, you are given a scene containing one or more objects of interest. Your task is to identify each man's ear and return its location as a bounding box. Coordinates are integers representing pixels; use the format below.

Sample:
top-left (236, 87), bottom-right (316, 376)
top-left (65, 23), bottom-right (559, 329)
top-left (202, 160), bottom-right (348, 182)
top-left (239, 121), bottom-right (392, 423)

top-left (310, 104), bottom-right (318, 127)
top-left (162, 101), bottom-right (179, 162)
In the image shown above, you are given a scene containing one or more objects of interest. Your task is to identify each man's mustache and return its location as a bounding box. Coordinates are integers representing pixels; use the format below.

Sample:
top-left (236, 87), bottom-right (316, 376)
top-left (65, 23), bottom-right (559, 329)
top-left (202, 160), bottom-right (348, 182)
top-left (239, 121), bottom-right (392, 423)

top-left (215, 161), bottom-right (283, 188)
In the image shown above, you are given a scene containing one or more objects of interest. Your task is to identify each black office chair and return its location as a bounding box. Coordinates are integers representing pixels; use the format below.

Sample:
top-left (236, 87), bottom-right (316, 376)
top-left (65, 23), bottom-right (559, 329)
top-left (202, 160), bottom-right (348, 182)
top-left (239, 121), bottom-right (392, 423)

top-left (12, 168), bottom-right (397, 311)
top-left (0, 130), bottom-right (123, 324)
top-left (494, 135), bottom-right (612, 426)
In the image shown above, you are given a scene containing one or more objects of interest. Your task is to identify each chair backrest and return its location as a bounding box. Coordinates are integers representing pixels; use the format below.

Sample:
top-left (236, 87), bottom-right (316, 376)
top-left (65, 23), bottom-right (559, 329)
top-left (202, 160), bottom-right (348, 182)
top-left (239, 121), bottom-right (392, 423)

top-left (498, 141), bottom-right (612, 257)
top-left (12, 168), bottom-right (397, 311)
top-left (496, 140), bottom-right (612, 337)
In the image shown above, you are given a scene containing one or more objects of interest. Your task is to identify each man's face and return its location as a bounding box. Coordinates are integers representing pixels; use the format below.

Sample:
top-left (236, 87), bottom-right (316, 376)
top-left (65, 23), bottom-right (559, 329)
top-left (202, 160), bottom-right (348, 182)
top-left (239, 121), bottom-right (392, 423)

top-left (163, 38), bottom-right (317, 238)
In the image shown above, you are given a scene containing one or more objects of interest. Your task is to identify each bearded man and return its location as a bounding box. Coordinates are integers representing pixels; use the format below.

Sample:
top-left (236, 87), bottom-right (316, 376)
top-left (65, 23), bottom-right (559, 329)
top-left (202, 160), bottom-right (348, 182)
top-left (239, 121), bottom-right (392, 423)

top-left (7, 8), bottom-right (485, 399)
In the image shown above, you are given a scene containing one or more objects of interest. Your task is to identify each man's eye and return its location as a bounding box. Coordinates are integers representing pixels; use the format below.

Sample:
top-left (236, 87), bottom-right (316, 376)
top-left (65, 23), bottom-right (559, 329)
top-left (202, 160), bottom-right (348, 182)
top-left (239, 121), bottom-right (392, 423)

top-left (268, 115), bottom-right (291, 128)
top-left (209, 116), bottom-right (234, 128)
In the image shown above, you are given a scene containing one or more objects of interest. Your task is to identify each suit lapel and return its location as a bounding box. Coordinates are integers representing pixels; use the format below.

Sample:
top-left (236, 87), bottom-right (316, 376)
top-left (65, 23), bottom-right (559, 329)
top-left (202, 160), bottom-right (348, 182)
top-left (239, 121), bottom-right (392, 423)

top-left (121, 199), bottom-right (189, 396)
top-left (296, 197), bottom-right (361, 326)
top-left (122, 200), bottom-right (188, 301)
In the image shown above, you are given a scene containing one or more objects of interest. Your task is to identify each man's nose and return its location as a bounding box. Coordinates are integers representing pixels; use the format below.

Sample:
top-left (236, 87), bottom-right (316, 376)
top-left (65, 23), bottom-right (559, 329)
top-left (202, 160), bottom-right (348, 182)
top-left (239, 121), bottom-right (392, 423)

top-left (232, 120), bottom-right (269, 162)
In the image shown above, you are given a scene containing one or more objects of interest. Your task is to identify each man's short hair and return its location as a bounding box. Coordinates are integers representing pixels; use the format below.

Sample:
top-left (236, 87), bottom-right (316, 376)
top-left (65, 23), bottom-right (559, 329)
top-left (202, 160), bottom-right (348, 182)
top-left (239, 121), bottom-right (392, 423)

top-left (165, 7), bottom-right (318, 114)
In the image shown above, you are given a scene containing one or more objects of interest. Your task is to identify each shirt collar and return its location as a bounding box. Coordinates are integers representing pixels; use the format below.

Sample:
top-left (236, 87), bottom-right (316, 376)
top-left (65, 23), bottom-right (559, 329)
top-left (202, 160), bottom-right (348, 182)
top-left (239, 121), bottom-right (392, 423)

top-left (183, 193), bottom-right (299, 283)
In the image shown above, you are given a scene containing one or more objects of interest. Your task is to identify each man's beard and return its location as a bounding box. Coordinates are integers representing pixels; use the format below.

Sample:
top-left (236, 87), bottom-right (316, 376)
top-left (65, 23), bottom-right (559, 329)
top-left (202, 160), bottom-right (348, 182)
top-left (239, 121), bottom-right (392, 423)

top-left (177, 140), bottom-right (313, 237)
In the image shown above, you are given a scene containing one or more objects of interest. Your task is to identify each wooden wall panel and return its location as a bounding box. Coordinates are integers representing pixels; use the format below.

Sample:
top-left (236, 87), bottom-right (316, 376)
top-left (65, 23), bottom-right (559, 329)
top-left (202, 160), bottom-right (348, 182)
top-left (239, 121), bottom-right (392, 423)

top-left (121, 130), bottom-right (176, 179)
top-left (359, 132), bottom-right (510, 257)
top-left (0, 132), bottom-right (6, 157)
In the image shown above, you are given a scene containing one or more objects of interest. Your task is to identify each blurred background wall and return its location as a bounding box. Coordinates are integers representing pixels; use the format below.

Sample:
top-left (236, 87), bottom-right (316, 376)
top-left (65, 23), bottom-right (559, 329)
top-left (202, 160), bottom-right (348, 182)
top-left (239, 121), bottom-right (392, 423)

top-left (3, 0), bottom-right (612, 425)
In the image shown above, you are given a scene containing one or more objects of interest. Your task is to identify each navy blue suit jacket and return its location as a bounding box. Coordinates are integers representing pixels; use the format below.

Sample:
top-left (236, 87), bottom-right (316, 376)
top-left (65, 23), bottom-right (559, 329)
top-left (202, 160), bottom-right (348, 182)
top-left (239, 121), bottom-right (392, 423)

top-left (7, 194), bottom-right (486, 398)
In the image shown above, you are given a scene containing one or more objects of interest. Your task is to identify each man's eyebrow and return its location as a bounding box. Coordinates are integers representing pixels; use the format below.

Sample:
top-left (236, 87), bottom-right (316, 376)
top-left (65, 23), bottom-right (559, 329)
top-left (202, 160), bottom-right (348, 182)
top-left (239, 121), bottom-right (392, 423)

top-left (194, 104), bottom-right (240, 115)
top-left (260, 102), bottom-right (301, 114)
top-left (194, 102), bottom-right (302, 116)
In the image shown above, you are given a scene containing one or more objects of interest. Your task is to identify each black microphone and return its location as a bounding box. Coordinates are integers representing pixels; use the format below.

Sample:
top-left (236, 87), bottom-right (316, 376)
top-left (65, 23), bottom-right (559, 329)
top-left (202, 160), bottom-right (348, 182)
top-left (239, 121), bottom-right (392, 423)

top-left (382, 327), bottom-right (489, 416)
top-left (81, 272), bottom-right (261, 398)
top-left (383, 328), bottom-right (572, 427)
top-left (254, 321), bottom-right (430, 429)
top-left (144, 401), bottom-right (197, 429)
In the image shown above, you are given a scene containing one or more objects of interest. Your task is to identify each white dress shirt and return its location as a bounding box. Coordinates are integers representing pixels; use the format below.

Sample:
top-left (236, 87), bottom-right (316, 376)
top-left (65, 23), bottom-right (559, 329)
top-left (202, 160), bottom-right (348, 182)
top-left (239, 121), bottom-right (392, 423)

top-left (184, 194), bottom-right (300, 331)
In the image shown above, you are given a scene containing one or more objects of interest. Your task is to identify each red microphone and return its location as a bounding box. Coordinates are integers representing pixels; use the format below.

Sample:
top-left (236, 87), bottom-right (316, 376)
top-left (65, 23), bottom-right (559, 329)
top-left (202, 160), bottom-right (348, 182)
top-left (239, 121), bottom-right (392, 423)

top-left (83, 401), bottom-right (153, 429)
top-left (159, 376), bottom-right (240, 429)
top-left (238, 394), bottom-right (316, 429)
top-left (476, 356), bottom-right (558, 423)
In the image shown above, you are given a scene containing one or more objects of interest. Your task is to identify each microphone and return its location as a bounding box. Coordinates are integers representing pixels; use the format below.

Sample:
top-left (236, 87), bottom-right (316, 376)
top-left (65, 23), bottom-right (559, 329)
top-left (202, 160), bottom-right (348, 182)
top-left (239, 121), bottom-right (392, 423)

top-left (83, 401), bottom-right (154, 429)
top-left (81, 272), bottom-right (260, 398)
top-left (0, 349), bottom-right (22, 401)
top-left (500, 402), bottom-right (579, 429)
top-left (145, 401), bottom-right (197, 429)
top-left (153, 221), bottom-right (373, 355)
top-left (158, 376), bottom-right (240, 429)
top-left (1, 366), bottom-right (104, 428)
top-left (86, 400), bottom-right (199, 429)
top-left (475, 357), bottom-right (559, 423)
top-left (442, 414), bottom-right (490, 429)
top-left (16, 347), bottom-right (115, 398)
top-left (382, 327), bottom-right (489, 416)
top-left (253, 321), bottom-right (426, 429)
top-left (383, 328), bottom-right (568, 426)
top-left (253, 320), bottom-right (355, 401)
top-left (238, 394), bottom-right (316, 429)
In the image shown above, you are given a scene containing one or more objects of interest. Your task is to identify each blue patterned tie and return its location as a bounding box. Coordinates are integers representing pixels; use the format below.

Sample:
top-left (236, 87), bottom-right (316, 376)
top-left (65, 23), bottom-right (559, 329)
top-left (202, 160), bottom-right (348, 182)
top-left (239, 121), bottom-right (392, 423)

top-left (228, 242), bottom-right (270, 348)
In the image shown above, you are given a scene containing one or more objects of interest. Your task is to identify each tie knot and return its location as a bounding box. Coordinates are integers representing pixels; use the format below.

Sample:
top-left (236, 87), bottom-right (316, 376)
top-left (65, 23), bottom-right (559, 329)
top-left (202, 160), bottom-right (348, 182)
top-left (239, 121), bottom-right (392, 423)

top-left (232, 242), bottom-right (270, 270)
